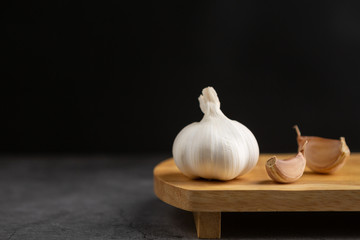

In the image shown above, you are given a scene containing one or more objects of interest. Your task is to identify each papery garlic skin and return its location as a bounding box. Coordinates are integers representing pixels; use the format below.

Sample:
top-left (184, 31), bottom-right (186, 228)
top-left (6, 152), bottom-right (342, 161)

top-left (172, 87), bottom-right (259, 181)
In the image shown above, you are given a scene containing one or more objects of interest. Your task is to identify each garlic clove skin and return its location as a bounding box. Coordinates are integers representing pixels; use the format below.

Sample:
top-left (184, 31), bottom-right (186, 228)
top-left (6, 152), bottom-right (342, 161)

top-left (265, 142), bottom-right (307, 183)
top-left (294, 125), bottom-right (351, 174)
top-left (172, 87), bottom-right (259, 181)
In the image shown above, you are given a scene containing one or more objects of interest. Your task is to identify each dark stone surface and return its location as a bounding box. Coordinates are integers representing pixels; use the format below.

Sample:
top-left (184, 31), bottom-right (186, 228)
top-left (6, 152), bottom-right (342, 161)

top-left (0, 154), bottom-right (359, 239)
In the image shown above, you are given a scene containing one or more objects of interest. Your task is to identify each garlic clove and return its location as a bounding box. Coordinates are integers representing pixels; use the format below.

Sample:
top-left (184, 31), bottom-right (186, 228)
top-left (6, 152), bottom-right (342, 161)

top-left (294, 125), bottom-right (350, 174)
top-left (265, 142), bottom-right (307, 183)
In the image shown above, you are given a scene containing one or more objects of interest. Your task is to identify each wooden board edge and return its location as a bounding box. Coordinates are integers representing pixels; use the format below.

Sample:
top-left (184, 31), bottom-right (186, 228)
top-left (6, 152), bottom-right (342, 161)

top-left (153, 174), bottom-right (193, 212)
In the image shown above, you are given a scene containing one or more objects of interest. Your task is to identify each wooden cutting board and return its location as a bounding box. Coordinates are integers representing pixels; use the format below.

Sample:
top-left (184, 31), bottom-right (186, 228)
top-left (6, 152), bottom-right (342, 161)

top-left (153, 153), bottom-right (360, 238)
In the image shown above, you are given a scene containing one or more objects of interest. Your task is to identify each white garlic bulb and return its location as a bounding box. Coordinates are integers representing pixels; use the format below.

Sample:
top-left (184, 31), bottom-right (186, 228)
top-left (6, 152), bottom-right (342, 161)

top-left (172, 87), bottom-right (259, 181)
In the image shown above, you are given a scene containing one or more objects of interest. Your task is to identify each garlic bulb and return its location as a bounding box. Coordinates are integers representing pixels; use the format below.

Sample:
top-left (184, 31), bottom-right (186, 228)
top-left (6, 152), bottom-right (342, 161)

top-left (172, 87), bottom-right (259, 181)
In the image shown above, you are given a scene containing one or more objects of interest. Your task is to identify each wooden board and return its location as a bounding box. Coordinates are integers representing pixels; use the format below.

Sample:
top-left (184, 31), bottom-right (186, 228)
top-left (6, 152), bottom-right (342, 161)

top-left (154, 154), bottom-right (360, 238)
top-left (154, 153), bottom-right (360, 212)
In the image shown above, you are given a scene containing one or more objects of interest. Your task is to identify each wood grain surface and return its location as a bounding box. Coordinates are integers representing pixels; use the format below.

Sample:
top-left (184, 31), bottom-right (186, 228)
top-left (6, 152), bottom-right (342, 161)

top-left (154, 153), bottom-right (360, 212)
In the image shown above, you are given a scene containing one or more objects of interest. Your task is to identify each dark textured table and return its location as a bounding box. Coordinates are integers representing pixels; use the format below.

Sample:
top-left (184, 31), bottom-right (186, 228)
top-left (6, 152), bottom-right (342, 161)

top-left (0, 154), bottom-right (359, 240)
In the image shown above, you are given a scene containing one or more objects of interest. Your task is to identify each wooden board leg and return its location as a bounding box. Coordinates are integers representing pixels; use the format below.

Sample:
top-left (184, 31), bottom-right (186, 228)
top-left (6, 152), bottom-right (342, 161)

top-left (193, 212), bottom-right (221, 239)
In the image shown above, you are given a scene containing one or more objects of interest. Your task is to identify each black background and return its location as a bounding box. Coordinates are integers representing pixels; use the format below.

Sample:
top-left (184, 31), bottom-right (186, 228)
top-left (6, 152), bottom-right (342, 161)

top-left (2, 1), bottom-right (360, 154)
